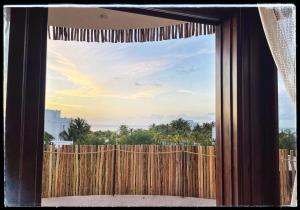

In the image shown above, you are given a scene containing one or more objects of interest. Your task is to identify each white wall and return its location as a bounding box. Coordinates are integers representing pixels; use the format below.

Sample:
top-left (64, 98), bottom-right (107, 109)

top-left (44, 109), bottom-right (71, 142)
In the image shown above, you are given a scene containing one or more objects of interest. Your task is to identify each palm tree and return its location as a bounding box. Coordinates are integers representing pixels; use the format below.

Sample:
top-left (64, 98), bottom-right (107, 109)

top-left (59, 117), bottom-right (91, 143)
top-left (170, 118), bottom-right (191, 136)
top-left (44, 132), bottom-right (54, 145)
top-left (119, 125), bottom-right (129, 136)
top-left (59, 130), bottom-right (71, 141)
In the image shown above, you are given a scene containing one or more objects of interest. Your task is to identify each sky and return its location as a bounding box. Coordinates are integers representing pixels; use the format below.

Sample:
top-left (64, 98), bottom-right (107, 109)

top-left (45, 35), bottom-right (216, 130)
top-left (3, 19), bottom-right (296, 131)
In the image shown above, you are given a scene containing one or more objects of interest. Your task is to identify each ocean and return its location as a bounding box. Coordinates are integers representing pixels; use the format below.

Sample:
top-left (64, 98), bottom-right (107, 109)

top-left (91, 124), bottom-right (150, 132)
top-left (279, 128), bottom-right (297, 133)
top-left (91, 124), bottom-right (297, 132)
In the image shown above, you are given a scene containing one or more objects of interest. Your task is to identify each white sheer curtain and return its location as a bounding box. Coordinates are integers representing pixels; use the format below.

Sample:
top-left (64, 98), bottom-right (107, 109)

top-left (258, 5), bottom-right (296, 206)
top-left (4, 7), bottom-right (10, 127)
top-left (258, 5), bottom-right (296, 104)
top-left (4, 7), bottom-right (10, 32)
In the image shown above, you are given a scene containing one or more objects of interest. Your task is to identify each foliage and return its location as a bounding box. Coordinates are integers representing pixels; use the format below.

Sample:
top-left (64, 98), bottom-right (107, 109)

top-left (79, 132), bottom-right (106, 145)
top-left (118, 129), bottom-right (155, 145)
top-left (191, 122), bottom-right (215, 146)
top-left (279, 129), bottom-right (296, 150)
top-left (119, 125), bottom-right (131, 136)
top-left (44, 131), bottom-right (54, 145)
top-left (57, 117), bottom-right (216, 146)
top-left (170, 118), bottom-right (191, 136)
top-left (59, 117), bottom-right (91, 144)
top-left (53, 116), bottom-right (297, 149)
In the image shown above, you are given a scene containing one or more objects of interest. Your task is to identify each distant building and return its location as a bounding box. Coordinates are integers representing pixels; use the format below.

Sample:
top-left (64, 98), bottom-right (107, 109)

top-left (212, 126), bottom-right (216, 145)
top-left (44, 109), bottom-right (72, 145)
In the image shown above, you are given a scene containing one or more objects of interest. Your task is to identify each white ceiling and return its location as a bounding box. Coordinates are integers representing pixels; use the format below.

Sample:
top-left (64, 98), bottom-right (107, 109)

top-left (48, 8), bottom-right (187, 29)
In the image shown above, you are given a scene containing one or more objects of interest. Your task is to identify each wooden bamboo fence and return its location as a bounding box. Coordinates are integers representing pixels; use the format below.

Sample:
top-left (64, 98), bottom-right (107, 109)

top-left (279, 149), bottom-right (297, 205)
top-left (42, 145), bottom-right (216, 199)
top-left (42, 145), bottom-right (296, 205)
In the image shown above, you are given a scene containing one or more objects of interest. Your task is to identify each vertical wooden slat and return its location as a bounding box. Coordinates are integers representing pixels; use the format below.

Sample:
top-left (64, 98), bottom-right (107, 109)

top-left (99, 145), bottom-right (104, 194)
top-left (118, 145), bottom-right (121, 194)
top-left (67, 145), bottom-right (71, 196)
top-left (104, 145), bottom-right (108, 194)
top-left (57, 146), bottom-right (62, 197)
top-left (131, 145), bottom-right (134, 194)
top-left (95, 145), bottom-right (99, 195)
top-left (80, 145), bottom-right (84, 195)
top-left (64, 145), bottom-right (67, 196)
top-left (284, 149), bottom-right (291, 205)
top-left (208, 146), bottom-right (214, 198)
top-left (176, 145), bottom-right (179, 196)
top-left (47, 145), bottom-right (53, 197)
top-left (41, 145), bottom-right (46, 198)
top-left (181, 146), bottom-right (184, 197)
top-left (70, 145), bottom-right (73, 197)
top-left (79, 145), bottom-right (82, 195)
top-left (75, 145), bottom-right (79, 196)
top-left (83, 145), bottom-right (87, 195)
top-left (210, 147), bottom-right (216, 199)
top-left (206, 146), bottom-right (210, 198)
top-left (279, 150), bottom-right (283, 204)
top-left (88, 145), bottom-right (91, 195)
top-left (121, 145), bottom-right (124, 194)
top-left (110, 144), bottom-right (114, 194)
top-left (65, 146), bottom-right (69, 196)
top-left (289, 150), bottom-right (296, 196)
top-left (54, 146), bottom-right (60, 197)
top-left (144, 145), bottom-right (147, 195)
top-left (90, 145), bottom-right (94, 195)
top-left (200, 146), bottom-right (205, 198)
top-left (138, 144), bottom-right (141, 195)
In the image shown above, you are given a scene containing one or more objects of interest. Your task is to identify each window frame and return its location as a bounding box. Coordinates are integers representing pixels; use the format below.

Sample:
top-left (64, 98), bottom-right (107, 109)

top-left (4, 7), bottom-right (279, 206)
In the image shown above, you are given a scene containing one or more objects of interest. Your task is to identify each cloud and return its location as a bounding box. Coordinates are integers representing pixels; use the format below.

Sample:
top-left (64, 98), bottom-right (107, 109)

top-left (121, 60), bottom-right (172, 78)
top-left (47, 52), bottom-right (87, 84)
top-left (46, 102), bottom-right (83, 108)
top-left (131, 88), bottom-right (163, 98)
top-left (52, 87), bottom-right (164, 100)
top-left (178, 66), bottom-right (198, 74)
top-left (135, 82), bottom-right (162, 87)
top-left (47, 49), bottom-right (105, 97)
top-left (161, 48), bottom-right (214, 60)
top-left (135, 82), bottom-right (142, 86)
top-left (176, 89), bottom-right (196, 95)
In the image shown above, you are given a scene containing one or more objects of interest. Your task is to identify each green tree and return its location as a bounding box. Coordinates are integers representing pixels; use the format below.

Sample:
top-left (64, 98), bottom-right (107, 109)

top-left (170, 118), bottom-right (191, 136)
top-left (279, 129), bottom-right (296, 150)
top-left (94, 130), bottom-right (118, 144)
top-left (190, 122), bottom-right (215, 146)
top-left (59, 118), bottom-right (91, 144)
top-left (119, 125), bottom-right (129, 136)
top-left (44, 131), bottom-right (54, 145)
top-left (193, 123), bottom-right (202, 132)
top-left (59, 130), bottom-right (70, 141)
top-left (82, 132), bottom-right (106, 145)
top-left (118, 129), bottom-right (155, 145)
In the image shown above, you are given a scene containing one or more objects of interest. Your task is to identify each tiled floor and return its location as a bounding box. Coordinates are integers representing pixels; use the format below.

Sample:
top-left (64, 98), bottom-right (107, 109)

top-left (42, 195), bottom-right (216, 207)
